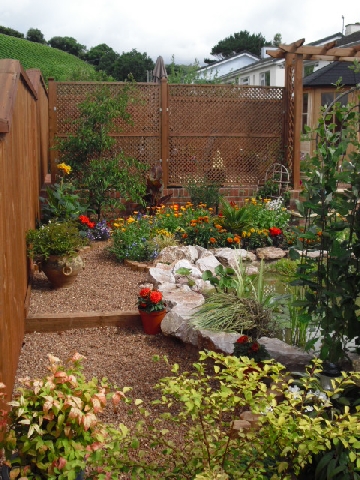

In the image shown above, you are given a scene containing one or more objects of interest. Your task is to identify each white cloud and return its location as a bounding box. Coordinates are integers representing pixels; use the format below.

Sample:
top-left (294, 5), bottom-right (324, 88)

top-left (1, 0), bottom-right (357, 65)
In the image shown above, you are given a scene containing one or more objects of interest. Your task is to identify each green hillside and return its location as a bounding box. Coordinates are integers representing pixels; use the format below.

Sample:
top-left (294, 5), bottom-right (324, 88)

top-left (0, 34), bottom-right (108, 82)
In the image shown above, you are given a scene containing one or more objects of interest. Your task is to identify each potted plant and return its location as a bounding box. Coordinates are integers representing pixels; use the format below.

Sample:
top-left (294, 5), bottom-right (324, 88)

top-left (26, 221), bottom-right (88, 288)
top-left (137, 287), bottom-right (167, 334)
top-left (0, 353), bottom-right (126, 480)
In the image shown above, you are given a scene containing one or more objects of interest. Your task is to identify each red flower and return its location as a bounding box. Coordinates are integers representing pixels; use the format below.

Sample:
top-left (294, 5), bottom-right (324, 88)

top-left (79, 215), bottom-right (91, 224)
top-left (251, 342), bottom-right (260, 352)
top-left (269, 227), bottom-right (282, 237)
top-left (236, 335), bottom-right (249, 344)
top-left (139, 288), bottom-right (151, 298)
top-left (87, 222), bottom-right (95, 229)
top-left (149, 291), bottom-right (162, 304)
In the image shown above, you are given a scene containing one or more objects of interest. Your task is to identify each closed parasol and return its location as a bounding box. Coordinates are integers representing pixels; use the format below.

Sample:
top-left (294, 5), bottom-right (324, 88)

top-left (152, 56), bottom-right (168, 83)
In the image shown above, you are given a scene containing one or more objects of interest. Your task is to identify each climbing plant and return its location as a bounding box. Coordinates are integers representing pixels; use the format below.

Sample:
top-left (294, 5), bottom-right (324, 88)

top-left (290, 80), bottom-right (360, 364)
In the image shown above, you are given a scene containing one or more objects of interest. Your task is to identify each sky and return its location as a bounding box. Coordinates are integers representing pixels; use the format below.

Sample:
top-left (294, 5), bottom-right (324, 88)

top-left (0, 0), bottom-right (358, 65)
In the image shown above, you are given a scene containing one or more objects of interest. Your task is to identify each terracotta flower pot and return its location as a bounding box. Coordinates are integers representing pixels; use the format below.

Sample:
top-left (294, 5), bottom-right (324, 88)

top-left (138, 309), bottom-right (166, 335)
top-left (41, 254), bottom-right (84, 289)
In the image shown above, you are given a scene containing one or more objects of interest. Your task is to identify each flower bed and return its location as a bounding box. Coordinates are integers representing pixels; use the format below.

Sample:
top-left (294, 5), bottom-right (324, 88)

top-left (109, 197), bottom-right (294, 263)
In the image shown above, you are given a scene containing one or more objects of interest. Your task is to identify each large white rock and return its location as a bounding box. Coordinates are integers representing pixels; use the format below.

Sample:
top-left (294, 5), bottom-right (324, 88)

top-left (148, 266), bottom-right (175, 286)
top-left (195, 253), bottom-right (221, 274)
top-left (213, 248), bottom-right (256, 267)
top-left (173, 259), bottom-right (203, 279)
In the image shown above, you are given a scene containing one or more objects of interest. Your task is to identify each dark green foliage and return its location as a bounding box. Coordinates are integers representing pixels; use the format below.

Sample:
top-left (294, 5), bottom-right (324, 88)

top-left (113, 48), bottom-right (154, 81)
top-left (82, 156), bottom-right (147, 220)
top-left (210, 30), bottom-right (266, 59)
top-left (290, 83), bottom-right (360, 363)
top-left (48, 35), bottom-right (87, 58)
top-left (0, 25), bottom-right (24, 38)
top-left (85, 43), bottom-right (118, 77)
top-left (26, 28), bottom-right (46, 44)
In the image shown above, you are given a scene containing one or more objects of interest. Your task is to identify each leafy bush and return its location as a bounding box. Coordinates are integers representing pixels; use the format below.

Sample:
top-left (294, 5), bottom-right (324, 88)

top-left (26, 221), bottom-right (88, 260)
top-left (108, 352), bottom-right (360, 479)
top-left (110, 216), bottom-right (155, 262)
top-left (290, 84), bottom-right (360, 363)
top-left (0, 353), bottom-right (128, 480)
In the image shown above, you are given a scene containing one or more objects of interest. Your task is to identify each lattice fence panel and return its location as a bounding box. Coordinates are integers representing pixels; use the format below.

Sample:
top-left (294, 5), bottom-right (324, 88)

top-left (167, 84), bottom-right (284, 186)
top-left (55, 82), bottom-right (160, 136)
top-left (53, 81), bottom-right (285, 188)
top-left (168, 136), bottom-right (282, 186)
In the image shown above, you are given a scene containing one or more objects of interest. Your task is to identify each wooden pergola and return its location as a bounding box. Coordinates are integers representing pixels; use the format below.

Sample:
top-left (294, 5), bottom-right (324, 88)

top-left (267, 39), bottom-right (360, 190)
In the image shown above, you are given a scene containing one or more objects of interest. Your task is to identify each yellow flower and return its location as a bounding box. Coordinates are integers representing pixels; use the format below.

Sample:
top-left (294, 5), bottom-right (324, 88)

top-left (57, 162), bottom-right (72, 175)
top-left (127, 217), bottom-right (135, 223)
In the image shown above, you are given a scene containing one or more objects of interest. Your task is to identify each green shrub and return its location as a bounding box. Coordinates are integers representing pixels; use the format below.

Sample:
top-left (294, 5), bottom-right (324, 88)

top-left (110, 216), bottom-right (155, 262)
top-left (106, 352), bottom-right (360, 479)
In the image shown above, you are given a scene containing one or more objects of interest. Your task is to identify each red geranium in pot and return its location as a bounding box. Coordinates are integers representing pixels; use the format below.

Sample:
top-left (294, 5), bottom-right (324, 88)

top-left (137, 287), bottom-right (166, 334)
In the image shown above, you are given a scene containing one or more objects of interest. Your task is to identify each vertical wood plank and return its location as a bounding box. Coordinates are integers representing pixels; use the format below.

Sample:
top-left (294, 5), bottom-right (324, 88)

top-left (48, 78), bottom-right (57, 183)
top-left (160, 77), bottom-right (169, 188)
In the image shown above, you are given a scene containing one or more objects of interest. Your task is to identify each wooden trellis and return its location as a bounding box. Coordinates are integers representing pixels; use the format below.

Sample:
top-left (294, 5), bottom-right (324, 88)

top-left (267, 39), bottom-right (360, 189)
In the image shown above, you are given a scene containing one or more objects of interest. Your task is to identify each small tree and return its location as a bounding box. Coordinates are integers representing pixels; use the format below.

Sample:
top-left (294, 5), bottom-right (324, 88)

top-left (56, 85), bottom-right (148, 219)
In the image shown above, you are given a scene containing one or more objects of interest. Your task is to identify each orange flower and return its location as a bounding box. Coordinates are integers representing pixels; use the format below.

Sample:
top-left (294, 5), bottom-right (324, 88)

top-left (227, 237), bottom-right (233, 243)
top-left (182, 233), bottom-right (188, 238)
top-left (139, 288), bottom-right (151, 298)
top-left (234, 236), bottom-right (240, 244)
top-left (209, 237), bottom-right (217, 244)
top-left (149, 291), bottom-right (162, 304)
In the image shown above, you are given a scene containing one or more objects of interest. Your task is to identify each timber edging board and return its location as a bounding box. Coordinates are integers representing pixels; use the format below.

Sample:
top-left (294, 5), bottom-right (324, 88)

top-left (26, 311), bottom-right (142, 333)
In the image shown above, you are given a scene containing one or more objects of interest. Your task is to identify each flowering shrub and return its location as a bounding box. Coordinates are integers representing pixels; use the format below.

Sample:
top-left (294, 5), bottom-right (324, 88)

top-left (78, 216), bottom-right (111, 241)
top-left (137, 287), bottom-right (165, 312)
top-left (233, 335), bottom-right (270, 362)
top-left (110, 216), bottom-right (155, 262)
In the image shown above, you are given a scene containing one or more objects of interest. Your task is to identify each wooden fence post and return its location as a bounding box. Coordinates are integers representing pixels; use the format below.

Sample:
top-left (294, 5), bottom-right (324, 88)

top-left (293, 54), bottom-right (303, 190)
top-left (160, 77), bottom-right (169, 188)
top-left (48, 78), bottom-right (57, 184)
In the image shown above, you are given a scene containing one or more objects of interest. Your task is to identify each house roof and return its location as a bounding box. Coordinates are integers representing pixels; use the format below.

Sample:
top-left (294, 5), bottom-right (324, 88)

top-left (199, 51), bottom-right (259, 72)
top-left (336, 30), bottom-right (360, 46)
top-left (303, 61), bottom-right (360, 87)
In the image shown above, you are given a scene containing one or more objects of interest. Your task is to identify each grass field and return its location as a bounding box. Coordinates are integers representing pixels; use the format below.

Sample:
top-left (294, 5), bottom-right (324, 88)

top-left (0, 34), bottom-right (109, 82)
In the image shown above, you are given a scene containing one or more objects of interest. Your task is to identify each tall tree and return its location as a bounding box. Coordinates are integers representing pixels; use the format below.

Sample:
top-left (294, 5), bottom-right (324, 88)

top-left (113, 49), bottom-right (154, 82)
top-left (210, 30), bottom-right (266, 59)
top-left (26, 28), bottom-right (46, 44)
top-left (48, 36), bottom-right (87, 58)
top-left (272, 33), bottom-right (282, 47)
top-left (85, 43), bottom-right (119, 77)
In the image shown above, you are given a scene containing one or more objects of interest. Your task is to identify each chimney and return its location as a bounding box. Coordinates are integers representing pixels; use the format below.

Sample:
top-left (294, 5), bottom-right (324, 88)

top-left (345, 23), bottom-right (360, 35)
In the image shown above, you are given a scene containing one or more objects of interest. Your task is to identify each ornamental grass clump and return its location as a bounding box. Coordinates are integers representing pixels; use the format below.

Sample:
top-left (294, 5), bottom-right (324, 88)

top-left (137, 287), bottom-right (165, 312)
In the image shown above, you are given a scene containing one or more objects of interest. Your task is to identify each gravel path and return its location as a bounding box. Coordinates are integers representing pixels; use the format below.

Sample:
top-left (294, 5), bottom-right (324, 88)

top-left (17, 241), bottom-right (201, 431)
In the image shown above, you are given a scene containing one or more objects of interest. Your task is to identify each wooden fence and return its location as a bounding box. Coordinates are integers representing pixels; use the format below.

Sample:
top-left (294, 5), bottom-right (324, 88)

top-left (0, 59), bottom-right (48, 401)
top-left (49, 79), bottom-right (285, 204)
